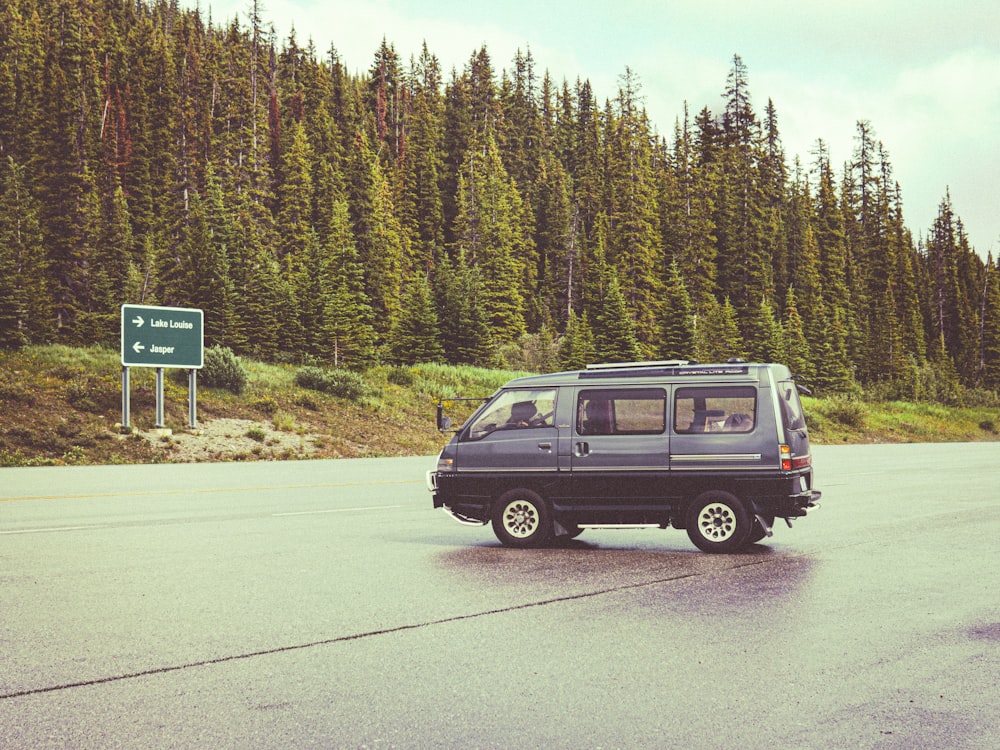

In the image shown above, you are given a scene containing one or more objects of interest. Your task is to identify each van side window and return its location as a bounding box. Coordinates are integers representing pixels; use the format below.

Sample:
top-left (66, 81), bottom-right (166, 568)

top-left (674, 386), bottom-right (757, 434)
top-left (577, 389), bottom-right (666, 435)
top-left (465, 388), bottom-right (557, 440)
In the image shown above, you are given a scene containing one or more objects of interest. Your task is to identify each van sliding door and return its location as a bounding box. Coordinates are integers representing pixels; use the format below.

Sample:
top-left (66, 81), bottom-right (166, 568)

top-left (570, 387), bottom-right (669, 504)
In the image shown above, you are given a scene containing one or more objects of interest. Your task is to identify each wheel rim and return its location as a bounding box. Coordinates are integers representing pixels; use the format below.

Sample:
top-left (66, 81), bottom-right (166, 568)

top-left (502, 500), bottom-right (540, 538)
top-left (696, 502), bottom-right (738, 542)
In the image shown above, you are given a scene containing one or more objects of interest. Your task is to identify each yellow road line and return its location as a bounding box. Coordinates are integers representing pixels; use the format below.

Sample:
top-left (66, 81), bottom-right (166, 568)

top-left (0, 479), bottom-right (423, 503)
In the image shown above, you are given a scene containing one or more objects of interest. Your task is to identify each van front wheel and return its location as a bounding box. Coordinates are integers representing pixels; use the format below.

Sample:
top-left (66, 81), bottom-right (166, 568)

top-left (492, 489), bottom-right (552, 548)
top-left (686, 491), bottom-right (753, 553)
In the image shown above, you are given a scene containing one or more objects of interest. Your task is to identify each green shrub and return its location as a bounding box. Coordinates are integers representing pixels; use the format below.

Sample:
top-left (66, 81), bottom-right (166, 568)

top-left (65, 374), bottom-right (118, 413)
top-left (295, 366), bottom-right (367, 401)
top-left (245, 426), bottom-right (266, 442)
top-left (273, 410), bottom-right (296, 432)
top-left (294, 393), bottom-right (321, 410)
top-left (249, 394), bottom-right (279, 415)
top-left (386, 365), bottom-right (415, 386)
top-left (199, 346), bottom-right (248, 395)
top-left (0, 373), bottom-right (36, 405)
top-left (822, 395), bottom-right (868, 428)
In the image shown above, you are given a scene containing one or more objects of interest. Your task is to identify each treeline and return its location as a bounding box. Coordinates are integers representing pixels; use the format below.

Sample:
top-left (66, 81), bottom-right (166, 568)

top-left (2, 0), bottom-right (999, 402)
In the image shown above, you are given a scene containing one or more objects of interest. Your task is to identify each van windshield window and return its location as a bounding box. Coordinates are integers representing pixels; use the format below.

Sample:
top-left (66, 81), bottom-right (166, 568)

top-left (778, 380), bottom-right (806, 431)
top-left (674, 386), bottom-right (756, 433)
top-left (577, 389), bottom-right (666, 435)
top-left (465, 389), bottom-right (557, 440)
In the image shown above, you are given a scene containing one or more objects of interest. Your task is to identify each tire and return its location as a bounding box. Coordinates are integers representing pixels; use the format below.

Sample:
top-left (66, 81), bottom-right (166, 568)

top-left (492, 489), bottom-right (553, 548)
top-left (685, 490), bottom-right (753, 553)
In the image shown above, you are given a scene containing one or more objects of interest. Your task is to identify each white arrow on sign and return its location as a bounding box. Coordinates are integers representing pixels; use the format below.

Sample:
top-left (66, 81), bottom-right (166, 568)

top-left (132, 315), bottom-right (144, 327)
top-left (132, 341), bottom-right (145, 353)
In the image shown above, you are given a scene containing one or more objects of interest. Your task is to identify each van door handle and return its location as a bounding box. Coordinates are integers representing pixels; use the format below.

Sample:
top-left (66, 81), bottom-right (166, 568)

top-left (537, 442), bottom-right (552, 451)
top-left (575, 442), bottom-right (590, 457)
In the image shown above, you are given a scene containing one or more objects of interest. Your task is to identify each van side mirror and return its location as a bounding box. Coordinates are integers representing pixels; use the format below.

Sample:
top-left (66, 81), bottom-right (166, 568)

top-left (436, 402), bottom-right (453, 431)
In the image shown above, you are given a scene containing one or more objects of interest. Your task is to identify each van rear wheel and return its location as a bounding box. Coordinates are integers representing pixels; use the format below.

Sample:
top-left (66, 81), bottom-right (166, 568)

top-left (686, 491), bottom-right (753, 553)
top-left (492, 489), bottom-right (552, 548)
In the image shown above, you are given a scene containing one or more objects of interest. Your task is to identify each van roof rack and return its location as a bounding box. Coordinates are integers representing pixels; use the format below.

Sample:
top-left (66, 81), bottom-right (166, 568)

top-left (585, 359), bottom-right (691, 371)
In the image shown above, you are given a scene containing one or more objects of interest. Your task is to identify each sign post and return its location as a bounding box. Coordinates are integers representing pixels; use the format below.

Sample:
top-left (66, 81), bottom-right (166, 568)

top-left (120, 305), bottom-right (204, 432)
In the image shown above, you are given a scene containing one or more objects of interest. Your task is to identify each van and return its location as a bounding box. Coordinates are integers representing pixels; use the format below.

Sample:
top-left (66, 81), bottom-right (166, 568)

top-left (427, 360), bottom-right (821, 553)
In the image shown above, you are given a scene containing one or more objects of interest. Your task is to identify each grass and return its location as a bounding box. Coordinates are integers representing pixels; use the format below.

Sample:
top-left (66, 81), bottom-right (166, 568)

top-left (1, 344), bottom-right (999, 466)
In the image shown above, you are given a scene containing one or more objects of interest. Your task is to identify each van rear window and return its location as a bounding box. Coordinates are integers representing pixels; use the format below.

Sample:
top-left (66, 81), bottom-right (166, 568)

top-left (577, 389), bottom-right (666, 435)
top-left (778, 380), bottom-right (806, 431)
top-left (674, 386), bottom-right (756, 434)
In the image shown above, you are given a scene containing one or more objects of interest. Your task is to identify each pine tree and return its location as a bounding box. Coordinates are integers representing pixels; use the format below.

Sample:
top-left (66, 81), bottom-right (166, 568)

top-left (320, 198), bottom-right (377, 368)
top-left (606, 68), bottom-right (661, 352)
top-left (664, 102), bottom-right (717, 310)
top-left (275, 121), bottom-right (316, 264)
top-left (926, 192), bottom-right (978, 383)
top-left (534, 151), bottom-right (573, 326)
top-left (229, 191), bottom-right (288, 361)
top-left (811, 304), bottom-right (856, 394)
top-left (34, 0), bottom-right (101, 341)
top-left (390, 273), bottom-right (445, 364)
top-left (399, 43), bottom-right (446, 274)
top-left (980, 256), bottom-right (1000, 390)
top-left (558, 309), bottom-right (596, 370)
top-left (696, 296), bottom-right (744, 363)
top-left (593, 267), bottom-right (641, 363)
top-left (435, 250), bottom-right (493, 366)
top-left (782, 287), bottom-right (813, 381)
top-left (348, 129), bottom-right (405, 336)
top-left (748, 296), bottom-right (784, 364)
top-left (85, 183), bottom-right (135, 347)
top-left (0, 157), bottom-right (49, 347)
top-left (714, 55), bottom-right (772, 322)
top-left (656, 260), bottom-right (696, 360)
top-left (451, 134), bottom-right (527, 344)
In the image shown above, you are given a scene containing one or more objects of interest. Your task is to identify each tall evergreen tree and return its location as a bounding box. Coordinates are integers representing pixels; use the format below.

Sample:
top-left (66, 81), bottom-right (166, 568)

top-left (320, 198), bottom-right (377, 368)
top-left (389, 273), bottom-right (445, 364)
top-left (558, 309), bottom-right (596, 370)
top-left (748, 296), bottom-right (784, 364)
top-left (435, 250), bottom-right (493, 366)
top-left (606, 68), bottom-right (661, 352)
top-left (399, 43), bottom-right (446, 274)
top-left (656, 260), bottom-right (696, 360)
top-left (696, 296), bottom-right (744, 363)
top-left (0, 157), bottom-right (49, 347)
top-left (980, 256), bottom-right (1000, 390)
top-left (593, 267), bottom-right (641, 363)
top-left (451, 134), bottom-right (527, 344)
top-left (782, 287), bottom-right (813, 381)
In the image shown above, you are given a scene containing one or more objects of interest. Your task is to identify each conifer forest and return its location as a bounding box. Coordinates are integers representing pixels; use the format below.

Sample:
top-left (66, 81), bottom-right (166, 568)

top-left (2, 0), bottom-right (1000, 402)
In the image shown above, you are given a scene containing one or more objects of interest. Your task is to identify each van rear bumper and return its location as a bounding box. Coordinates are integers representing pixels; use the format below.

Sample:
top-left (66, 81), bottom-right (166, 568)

top-left (761, 488), bottom-right (821, 518)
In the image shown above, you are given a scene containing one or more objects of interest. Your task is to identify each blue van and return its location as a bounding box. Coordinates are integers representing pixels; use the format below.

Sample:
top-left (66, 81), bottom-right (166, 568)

top-left (427, 360), bottom-right (821, 553)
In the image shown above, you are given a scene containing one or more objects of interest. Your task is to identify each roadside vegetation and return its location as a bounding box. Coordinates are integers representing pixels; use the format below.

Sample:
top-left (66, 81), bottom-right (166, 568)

top-left (1, 345), bottom-right (998, 467)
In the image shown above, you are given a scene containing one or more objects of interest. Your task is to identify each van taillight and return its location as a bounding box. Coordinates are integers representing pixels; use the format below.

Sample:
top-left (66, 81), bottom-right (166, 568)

top-left (780, 444), bottom-right (811, 471)
top-left (780, 445), bottom-right (792, 470)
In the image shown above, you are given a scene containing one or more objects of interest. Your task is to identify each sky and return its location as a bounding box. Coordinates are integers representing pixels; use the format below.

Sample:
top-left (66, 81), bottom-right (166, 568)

top-left (197, 0), bottom-right (1000, 259)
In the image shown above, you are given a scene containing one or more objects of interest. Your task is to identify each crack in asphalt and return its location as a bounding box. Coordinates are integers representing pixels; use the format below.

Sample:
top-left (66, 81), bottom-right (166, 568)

top-left (2, 559), bottom-right (773, 701)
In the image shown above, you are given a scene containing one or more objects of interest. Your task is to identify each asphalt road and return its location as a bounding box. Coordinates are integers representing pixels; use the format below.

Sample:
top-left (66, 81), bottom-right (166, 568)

top-left (1, 444), bottom-right (998, 749)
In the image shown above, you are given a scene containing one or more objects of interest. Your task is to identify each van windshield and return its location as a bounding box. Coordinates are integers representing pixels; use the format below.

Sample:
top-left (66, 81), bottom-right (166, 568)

top-left (778, 380), bottom-right (806, 431)
top-left (465, 389), bottom-right (557, 441)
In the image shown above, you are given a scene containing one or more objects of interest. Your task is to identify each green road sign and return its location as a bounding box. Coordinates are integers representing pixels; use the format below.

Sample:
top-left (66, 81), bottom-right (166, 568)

top-left (121, 304), bottom-right (204, 368)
